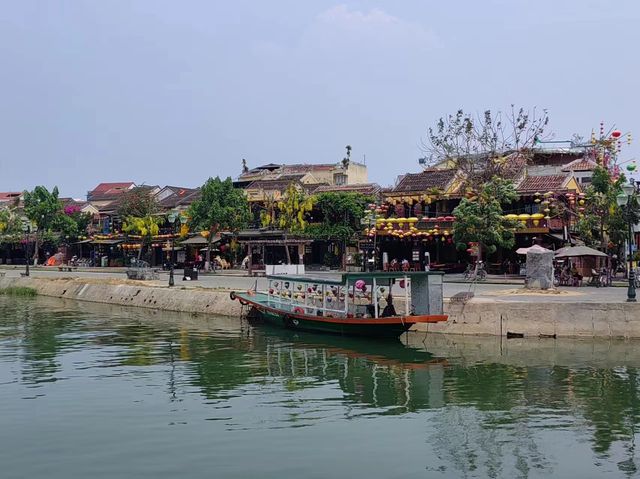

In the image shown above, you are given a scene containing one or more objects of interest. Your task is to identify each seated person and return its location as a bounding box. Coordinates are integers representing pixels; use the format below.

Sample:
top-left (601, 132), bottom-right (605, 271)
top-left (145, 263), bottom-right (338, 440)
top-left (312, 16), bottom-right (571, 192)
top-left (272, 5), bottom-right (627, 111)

top-left (570, 264), bottom-right (583, 282)
top-left (381, 295), bottom-right (397, 317)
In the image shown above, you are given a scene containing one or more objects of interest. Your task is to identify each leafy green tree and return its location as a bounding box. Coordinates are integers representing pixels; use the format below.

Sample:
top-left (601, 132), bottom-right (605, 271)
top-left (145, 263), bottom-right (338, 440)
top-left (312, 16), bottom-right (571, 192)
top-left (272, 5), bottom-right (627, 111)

top-left (23, 186), bottom-right (64, 263)
top-left (452, 177), bottom-right (520, 260)
top-left (575, 166), bottom-right (639, 252)
top-left (188, 177), bottom-right (251, 269)
top-left (0, 207), bottom-right (23, 241)
top-left (305, 192), bottom-right (373, 267)
top-left (262, 183), bottom-right (315, 264)
top-left (122, 215), bottom-right (162, 261)
top-left (55, 205), bottom-right (93, 243)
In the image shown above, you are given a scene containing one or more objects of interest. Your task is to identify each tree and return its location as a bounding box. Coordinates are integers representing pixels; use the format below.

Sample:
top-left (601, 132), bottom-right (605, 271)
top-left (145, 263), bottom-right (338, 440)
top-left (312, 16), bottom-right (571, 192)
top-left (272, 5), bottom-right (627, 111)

top-left (575, 166), bottom-right (639, 251)
top-left (23, 186), bottom-right (64, 263)
top-left (261, 183), bottom-right (314, 264)
top-left (452, 177), bottom-right (520, 260)
top-left (122, 215), bottom-right (163, 261)
top-left (305, 192), bottom-right (373, 267)
top-left (0, 207), bottom-right (23, 239)
top-left (117, 187), bottom-right (158, 218)
top-left (188, 177), bottom-right (251, 270)
top-left (54, 204), bottom-right (93, 243)
top-left (422, 106), bottom-right (549, 189)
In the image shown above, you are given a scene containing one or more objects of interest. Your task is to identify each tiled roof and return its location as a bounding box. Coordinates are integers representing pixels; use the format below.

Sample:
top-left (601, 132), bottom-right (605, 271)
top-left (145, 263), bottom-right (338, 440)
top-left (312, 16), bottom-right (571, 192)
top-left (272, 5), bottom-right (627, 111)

top-left (516, 174), bottom-right (570, 193)
top-left (246, 178), bottom-right (303, 191)
top-left (312, 183), bottom-right (381, 195)
top-left (88, 182), bottom-right (135, 201)
top-left (561, 158), bottom-right (598, 172)
top-left (392, 169), bottom-right (456, 193)
top-left (281, 164), bottom-right (335, 173)
top-left (0, 192), bottom-right (21, 201)
top-left (158, 187), bottom-right (198, 208)
top-left (90, 182), bottom-right (135, 193)
top-left (176, 189), bottom-right (201, 206)
top-left (239, 164), bottom-right (338, 181)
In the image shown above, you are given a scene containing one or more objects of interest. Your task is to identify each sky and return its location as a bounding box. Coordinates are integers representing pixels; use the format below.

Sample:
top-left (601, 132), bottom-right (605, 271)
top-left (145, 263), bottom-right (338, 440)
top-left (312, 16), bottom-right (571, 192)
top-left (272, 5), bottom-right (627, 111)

top-left (0, 1), bottom-right (638, 198)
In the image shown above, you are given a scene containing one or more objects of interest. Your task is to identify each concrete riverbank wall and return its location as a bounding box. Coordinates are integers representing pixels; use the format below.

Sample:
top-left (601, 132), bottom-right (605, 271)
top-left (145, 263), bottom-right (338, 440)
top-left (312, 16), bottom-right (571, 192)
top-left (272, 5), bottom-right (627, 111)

top-left (0, 277), bottom-right (243, 318)
top-left (2, 277), bottom-right (640, 339)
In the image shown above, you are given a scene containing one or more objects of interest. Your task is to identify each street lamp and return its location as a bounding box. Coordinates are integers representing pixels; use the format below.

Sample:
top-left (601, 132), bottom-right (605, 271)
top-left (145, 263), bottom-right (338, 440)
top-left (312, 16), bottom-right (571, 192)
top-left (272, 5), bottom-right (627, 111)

top-left (616, 180), bottom-right (637, 302)
top-left (167, 212), bottom-right (177, 287)
top-left (21, 222), bottom-right (30, 277)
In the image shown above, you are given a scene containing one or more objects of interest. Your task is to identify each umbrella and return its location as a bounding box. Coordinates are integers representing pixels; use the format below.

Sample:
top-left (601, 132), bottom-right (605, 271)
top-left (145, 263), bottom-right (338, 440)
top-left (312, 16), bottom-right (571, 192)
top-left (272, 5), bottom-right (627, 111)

top-left (554, 246), bottom-right (608, 258)
top-left (517, 245), bottom-right (551, 255)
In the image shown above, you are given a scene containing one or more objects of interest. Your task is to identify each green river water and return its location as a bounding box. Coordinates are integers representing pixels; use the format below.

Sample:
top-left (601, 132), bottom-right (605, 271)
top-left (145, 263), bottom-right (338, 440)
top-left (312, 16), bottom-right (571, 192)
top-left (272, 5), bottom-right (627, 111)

top-left (2, 296), bottom-right (640, 478)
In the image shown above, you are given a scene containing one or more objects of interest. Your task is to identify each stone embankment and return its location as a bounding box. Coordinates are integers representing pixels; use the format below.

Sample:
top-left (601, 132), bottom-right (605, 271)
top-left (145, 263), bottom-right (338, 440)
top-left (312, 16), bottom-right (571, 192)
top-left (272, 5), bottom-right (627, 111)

top-left (415, 298), bottom-right (640, 338)
top-left (2, 277), bottom-right (640, 339)
top-left (0, 276), bottom-right (242, 317)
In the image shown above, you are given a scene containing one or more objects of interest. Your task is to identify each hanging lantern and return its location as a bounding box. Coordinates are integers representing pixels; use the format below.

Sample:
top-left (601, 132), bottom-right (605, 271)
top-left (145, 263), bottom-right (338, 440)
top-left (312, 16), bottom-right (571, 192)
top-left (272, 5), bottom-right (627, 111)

top-left (611, 130), bottom-right (622, 138)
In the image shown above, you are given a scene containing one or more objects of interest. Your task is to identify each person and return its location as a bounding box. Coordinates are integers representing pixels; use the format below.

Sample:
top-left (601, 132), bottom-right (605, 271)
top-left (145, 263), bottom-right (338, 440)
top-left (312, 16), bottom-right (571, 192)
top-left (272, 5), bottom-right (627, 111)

top-left (570, 263), bottom-right (583, 285)
top-left (401, 258), bottom-right (409, 271)
top-left (381, 295), bottom-right (397, 317)
top-left (196, 253), bottom-right (203, 270)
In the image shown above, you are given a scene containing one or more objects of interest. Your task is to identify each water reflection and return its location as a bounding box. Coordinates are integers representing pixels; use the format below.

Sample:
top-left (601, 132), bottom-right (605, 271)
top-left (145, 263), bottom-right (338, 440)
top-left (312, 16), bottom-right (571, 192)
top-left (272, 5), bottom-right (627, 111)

top-left (2, 296), bottom-right (640, 476)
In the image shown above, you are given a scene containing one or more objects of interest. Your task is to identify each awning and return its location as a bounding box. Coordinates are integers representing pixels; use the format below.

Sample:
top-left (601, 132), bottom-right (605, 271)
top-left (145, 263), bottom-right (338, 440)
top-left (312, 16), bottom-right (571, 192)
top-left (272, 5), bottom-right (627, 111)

top-left (516, 245), bottom-right (552, 255)
top-left (547, 233), bottom-right (584, 246)
top-left (91, 239), bottom-right (124, 245)
top-left (74, 239), bottom-right (93, 244)
top-left (555, 246), bottom-right (608, 258)
top-left (162, 246), bottom-right (185, 252)
top-left (180, 235), bottom-right (220, 245)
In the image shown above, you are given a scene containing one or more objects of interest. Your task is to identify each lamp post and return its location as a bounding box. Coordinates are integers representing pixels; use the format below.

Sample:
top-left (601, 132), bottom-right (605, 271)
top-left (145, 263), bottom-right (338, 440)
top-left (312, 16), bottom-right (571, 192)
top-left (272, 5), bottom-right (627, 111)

top-left (167, 213), bottom-right (177, 287)
top-left (616, 180), bottom-right (638, 302)
top-left (21, 222), bottom-right (30, 277)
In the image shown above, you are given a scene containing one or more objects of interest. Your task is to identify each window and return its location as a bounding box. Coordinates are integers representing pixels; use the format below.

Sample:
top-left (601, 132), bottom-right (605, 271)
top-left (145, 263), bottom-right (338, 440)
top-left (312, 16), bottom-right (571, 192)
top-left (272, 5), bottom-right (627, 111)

top-left (334, 173), bottom-right (347, 186)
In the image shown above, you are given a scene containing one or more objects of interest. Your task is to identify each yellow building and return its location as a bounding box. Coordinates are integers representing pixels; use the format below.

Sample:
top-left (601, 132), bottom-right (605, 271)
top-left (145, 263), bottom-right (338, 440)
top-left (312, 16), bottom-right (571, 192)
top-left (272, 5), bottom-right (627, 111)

top-left (236, 161), bottom-right (369, 203)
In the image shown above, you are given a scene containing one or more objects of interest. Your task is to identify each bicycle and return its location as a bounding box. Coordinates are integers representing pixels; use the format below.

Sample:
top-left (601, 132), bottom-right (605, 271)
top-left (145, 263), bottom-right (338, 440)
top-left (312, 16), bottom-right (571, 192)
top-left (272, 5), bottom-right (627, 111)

top-left (464, 262), bottom-right (487, 281)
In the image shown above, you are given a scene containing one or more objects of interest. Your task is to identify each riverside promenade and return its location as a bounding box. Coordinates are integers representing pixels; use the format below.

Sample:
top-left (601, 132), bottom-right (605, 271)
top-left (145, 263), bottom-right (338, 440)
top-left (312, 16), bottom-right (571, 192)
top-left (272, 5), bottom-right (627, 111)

top-left (1, 266), bottom-right (639, 339)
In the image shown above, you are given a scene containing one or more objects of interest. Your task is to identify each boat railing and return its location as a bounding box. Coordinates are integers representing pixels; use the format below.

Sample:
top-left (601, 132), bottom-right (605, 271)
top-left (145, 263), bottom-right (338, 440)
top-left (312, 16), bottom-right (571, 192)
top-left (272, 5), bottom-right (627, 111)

top-left (266, 274), bottom-right (416, 319)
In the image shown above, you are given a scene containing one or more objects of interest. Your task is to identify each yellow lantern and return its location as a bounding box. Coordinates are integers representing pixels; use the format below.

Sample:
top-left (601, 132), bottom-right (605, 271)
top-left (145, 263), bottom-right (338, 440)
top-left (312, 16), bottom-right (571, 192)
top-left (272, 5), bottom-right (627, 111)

top-left (531, 213), bottom-right (544, 226)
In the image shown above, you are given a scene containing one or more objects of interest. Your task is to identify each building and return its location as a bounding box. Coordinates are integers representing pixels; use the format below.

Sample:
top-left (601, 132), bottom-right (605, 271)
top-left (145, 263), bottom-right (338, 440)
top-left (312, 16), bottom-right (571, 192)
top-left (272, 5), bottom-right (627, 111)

top-left (371, 150), bottom-right (588, 272)
top-left (0, 192), bottom-right (22, 208)
top-left (236, 160), bottom-right (368, 188)
top-left (154, 185), bottom-right (199, 211)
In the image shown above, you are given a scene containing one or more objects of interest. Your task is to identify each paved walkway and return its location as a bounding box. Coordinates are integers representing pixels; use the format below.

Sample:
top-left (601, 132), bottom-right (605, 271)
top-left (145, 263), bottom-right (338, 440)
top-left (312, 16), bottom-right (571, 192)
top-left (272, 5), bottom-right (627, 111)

top-left (1, 265), bottom-right (633, 304)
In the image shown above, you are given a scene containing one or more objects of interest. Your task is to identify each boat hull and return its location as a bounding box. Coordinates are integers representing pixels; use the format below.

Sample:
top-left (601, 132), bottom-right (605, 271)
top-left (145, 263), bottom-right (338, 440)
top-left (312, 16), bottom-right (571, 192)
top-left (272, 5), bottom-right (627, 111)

top-left (233, 292), bottom-right (447, 339)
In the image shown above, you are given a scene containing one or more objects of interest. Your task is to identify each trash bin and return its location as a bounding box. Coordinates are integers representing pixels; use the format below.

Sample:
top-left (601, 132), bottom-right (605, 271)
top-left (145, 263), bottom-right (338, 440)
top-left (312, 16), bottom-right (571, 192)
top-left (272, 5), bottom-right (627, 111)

top-left (101, 256), bottom-right (108, 267)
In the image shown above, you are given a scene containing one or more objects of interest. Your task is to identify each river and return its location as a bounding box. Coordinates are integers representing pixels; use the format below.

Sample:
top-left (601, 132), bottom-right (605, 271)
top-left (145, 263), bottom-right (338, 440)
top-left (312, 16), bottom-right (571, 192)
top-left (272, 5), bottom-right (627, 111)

top-left (1, 296), bottom-right (639, 478)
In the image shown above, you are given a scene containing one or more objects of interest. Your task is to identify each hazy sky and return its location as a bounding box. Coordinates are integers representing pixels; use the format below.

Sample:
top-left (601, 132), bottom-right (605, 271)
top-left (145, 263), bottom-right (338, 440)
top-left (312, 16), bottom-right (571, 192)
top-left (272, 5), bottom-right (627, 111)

top-left (1, 1), bottom-right (638, 198)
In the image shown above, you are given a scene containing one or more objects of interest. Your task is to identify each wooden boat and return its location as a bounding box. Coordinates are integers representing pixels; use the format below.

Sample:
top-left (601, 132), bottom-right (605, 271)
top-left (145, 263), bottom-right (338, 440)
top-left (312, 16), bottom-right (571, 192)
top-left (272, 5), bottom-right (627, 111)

top-left (231, 272), bottom-right (448, 339)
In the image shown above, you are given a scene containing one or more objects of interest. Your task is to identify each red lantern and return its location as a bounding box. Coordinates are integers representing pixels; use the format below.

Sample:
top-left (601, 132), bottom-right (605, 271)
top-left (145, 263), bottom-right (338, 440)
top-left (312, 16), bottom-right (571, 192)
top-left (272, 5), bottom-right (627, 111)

top-left (611, 130), bottom-right (622, 138)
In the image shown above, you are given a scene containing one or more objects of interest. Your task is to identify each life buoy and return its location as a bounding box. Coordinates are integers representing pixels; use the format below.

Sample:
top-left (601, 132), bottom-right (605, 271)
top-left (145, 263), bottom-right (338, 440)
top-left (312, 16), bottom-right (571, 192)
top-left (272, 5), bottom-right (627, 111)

top-left (293, 306), bottom-right (305, 315)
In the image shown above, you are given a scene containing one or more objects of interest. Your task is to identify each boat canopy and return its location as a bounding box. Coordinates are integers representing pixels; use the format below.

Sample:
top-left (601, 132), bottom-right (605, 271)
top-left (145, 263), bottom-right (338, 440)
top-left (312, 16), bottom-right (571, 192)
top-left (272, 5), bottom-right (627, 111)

top-left (265, 271), bottom-right (444, 319)
top-left (267, 271), bottom-right (444, 286)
